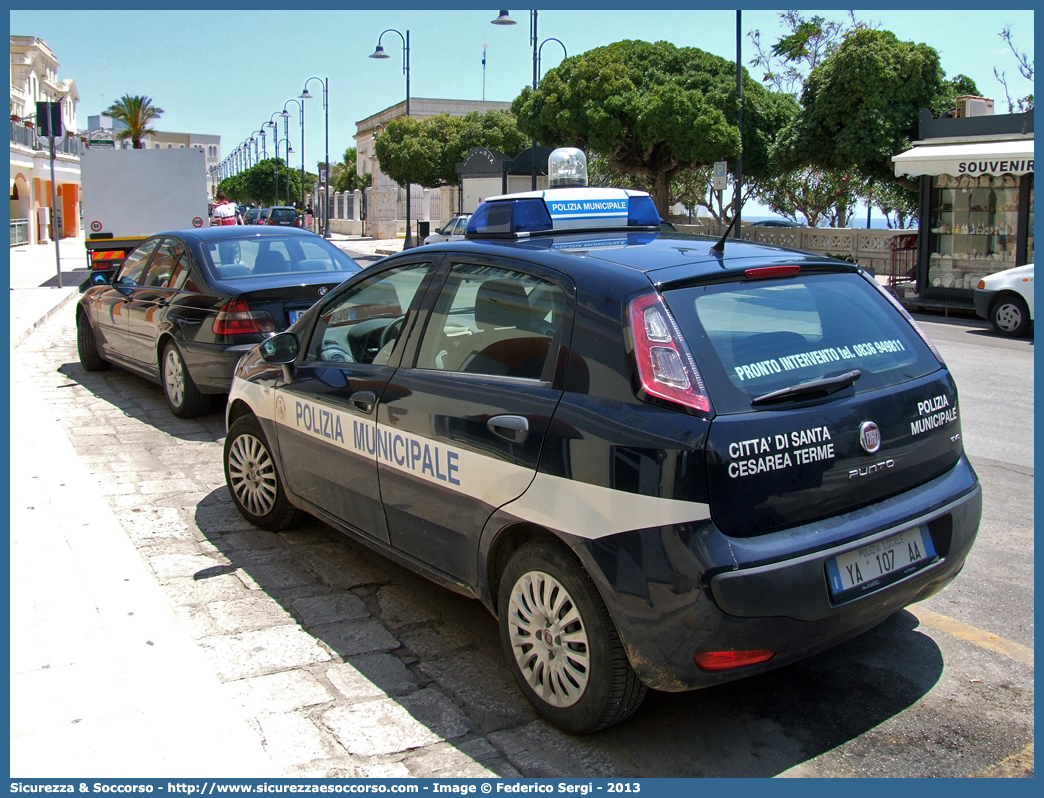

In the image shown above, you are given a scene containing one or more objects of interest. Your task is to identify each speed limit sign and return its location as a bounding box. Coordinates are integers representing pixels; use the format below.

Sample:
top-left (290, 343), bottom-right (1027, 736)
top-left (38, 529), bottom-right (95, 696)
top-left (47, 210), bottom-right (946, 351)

top-left (192, 217), bottom-right (204, 228)
top-left (90, 221), bottom-right (102, 232)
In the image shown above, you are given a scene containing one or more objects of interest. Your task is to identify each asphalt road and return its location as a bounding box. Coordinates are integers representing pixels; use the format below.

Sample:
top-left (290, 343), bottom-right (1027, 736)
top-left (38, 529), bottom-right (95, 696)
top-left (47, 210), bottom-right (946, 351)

top-left (16, 309), bottom-right (1033, 778)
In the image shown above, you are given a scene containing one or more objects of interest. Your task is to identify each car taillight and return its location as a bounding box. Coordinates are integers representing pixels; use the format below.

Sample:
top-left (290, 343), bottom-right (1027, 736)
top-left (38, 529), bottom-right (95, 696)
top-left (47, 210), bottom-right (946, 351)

top-left (977, 279), bottom-right (986, 289)
top-left (695, 650), bottom-right (775, 671)
top-left (628, 292), bottom-right (712, 414)
top-left (213, 300), bottom-right (276, 335)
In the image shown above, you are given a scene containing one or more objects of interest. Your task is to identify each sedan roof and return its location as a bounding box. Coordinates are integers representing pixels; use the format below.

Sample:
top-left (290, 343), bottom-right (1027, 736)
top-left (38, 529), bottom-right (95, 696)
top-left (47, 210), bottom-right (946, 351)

top-left (160, 226), bottom-right (318, 243)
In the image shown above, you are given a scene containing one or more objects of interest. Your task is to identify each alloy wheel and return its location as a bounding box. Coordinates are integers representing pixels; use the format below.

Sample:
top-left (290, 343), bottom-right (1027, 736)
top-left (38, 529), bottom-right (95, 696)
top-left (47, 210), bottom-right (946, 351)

top-left (506, 570), bottom-right (591, 707)
top-left (226, 433), bottom-right (278, 517)
top-left (163, 348), bottom-right (185, 407)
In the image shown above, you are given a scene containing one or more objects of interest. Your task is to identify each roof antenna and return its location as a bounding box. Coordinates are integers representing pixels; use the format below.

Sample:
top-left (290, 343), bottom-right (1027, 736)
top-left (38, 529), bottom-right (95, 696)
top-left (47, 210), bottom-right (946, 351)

top-left (710, 213), bottom-right (740, 253)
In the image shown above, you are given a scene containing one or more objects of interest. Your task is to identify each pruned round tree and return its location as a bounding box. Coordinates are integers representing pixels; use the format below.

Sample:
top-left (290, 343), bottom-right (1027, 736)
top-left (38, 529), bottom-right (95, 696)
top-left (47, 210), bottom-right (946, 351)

top-left (511, 39), bottom-right (796, 215)
top-left (374, 111), bottom-right (529, 190)
top-left (772, 28), bottom-right (977, 190)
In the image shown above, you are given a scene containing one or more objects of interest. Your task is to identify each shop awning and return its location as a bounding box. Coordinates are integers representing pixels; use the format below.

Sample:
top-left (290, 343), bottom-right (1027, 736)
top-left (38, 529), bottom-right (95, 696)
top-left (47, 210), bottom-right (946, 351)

top-left (893, 139), bottom-right (1034, 177)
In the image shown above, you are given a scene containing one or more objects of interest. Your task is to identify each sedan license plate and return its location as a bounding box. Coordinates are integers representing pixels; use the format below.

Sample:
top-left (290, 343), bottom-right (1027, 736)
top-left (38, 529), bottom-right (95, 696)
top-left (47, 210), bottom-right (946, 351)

top-left (826, 526), bottom-right (937, 602)
top-left (288, 309), bottom-right (304, 325)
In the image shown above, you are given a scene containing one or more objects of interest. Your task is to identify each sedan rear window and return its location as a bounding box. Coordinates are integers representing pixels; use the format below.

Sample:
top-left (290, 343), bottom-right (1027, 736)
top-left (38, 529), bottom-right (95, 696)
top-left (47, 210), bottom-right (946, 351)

top-left (270, 208), bottom-right (298, 220)
top-left (663, 273), bottom-right (941, 414)
top-left (202, 236), bottom-right (359, 280)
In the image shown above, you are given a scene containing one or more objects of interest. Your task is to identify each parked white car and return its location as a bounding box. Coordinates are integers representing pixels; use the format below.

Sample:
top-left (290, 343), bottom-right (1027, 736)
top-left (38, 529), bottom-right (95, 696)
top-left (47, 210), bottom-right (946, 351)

top-left (423, 214), bottom-right (470, 245)
top-left (974, 263), bottom-right (1034, 337)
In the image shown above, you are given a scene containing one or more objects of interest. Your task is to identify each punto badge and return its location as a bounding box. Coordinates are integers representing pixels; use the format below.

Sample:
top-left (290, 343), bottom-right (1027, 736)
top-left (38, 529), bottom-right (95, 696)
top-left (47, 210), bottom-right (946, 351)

top-left (859, 421), bottom-right (881, 454)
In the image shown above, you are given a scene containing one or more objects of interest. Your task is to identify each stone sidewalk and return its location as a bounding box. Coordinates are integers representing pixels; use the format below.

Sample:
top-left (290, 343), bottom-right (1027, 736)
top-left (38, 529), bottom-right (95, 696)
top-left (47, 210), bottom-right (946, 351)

top-left (6, 231), bottom-right (401, 777)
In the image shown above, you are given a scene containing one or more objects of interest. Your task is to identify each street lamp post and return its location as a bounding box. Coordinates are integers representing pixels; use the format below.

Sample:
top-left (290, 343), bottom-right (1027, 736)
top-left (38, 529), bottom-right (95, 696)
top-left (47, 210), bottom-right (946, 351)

top-left (492, 10), bottom-right (565, 190)
top-left (283, 99), bottom-right (305, 214)
top-left (256, 127), bottom-right (267, 160)
top-left (267, 113), bottom-right (282, 207)
top-left (301, 77), bottom-right (330, 238)
top-left (370, 28), bottom-right (414, 249)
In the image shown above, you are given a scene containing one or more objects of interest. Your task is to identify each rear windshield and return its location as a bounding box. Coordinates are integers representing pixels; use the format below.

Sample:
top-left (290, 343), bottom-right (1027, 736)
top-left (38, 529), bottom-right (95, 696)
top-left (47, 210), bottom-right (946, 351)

top-left (663, 273), bottom-right (941, 415)
top-left (202, 236), bottom-right (360, 280)
top-left (270, 208), bottom-right (298, 219)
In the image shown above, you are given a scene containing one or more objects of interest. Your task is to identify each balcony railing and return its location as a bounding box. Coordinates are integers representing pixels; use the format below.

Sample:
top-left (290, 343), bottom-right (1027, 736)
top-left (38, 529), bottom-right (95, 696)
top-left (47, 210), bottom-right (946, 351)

top-left (11, 219), bottom-right (30, 247)
top-left (10, 120), bottom-right (85, 156)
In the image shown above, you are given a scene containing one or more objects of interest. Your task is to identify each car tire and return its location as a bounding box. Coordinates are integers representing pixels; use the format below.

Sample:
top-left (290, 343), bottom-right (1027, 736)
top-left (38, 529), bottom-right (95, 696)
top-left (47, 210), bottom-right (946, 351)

top-left (498, 539), bottom-right (647, 733)
top-left (224, 415), bottom-right (302, 531)
top-left (989, 293), bottom-right (1032, 337)
top-left (161, 341), bottom-right (212, 418)
top-left (76, 311), bottom-right (111, 372)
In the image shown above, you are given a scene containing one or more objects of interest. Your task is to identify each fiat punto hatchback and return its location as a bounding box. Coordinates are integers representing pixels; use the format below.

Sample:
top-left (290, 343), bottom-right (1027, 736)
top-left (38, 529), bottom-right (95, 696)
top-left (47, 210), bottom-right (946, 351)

top-left (223, 150), bottom-right (980, 733)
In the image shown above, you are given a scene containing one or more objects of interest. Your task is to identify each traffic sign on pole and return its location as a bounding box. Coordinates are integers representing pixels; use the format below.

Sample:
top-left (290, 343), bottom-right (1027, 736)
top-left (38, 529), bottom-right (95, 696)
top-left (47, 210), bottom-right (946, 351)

top-left (712, 160), bottom-right (728, 191)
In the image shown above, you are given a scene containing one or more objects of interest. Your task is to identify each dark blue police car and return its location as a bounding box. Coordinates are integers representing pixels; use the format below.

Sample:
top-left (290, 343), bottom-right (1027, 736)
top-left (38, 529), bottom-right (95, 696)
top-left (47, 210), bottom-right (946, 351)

top-left (222, 149), bottom-right (981, 732)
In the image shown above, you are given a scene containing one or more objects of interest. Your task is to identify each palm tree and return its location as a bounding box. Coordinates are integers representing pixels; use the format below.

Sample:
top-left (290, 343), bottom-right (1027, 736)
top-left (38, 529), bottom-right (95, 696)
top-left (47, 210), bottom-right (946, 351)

top-left (104, 95), bottom-right (164, 149)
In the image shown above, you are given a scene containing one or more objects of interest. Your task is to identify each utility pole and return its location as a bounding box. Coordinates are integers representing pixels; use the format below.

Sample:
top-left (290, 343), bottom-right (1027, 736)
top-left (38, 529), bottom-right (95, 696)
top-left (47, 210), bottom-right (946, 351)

top-left (38, 100), bottom-right (63, 288)
top-left (735, 10), bottom-right (743, 238)
top-left (482, 43), bottom-right (488, 101)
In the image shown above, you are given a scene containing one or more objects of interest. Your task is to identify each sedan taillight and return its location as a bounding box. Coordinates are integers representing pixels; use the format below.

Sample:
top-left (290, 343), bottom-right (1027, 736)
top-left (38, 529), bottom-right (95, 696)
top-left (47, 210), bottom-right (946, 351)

top-left (213, 300), bottom-right (276, 335)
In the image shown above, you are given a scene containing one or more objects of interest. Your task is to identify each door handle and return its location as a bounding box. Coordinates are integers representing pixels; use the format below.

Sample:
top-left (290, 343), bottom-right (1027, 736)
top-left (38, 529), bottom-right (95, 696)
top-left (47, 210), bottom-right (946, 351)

top-left (350, 390), bottom-right (376, 414)
top-left (487, 414), bottom-right (529, 444)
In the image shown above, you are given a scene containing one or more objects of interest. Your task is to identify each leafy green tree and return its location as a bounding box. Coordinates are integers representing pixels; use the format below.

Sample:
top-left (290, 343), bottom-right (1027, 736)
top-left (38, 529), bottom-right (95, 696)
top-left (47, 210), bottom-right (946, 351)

top-left (860, 179), bottom-right (919, 229)
top-left (511, 39), bottom-right (796, 216)
top-left (103, 95), bottom-right (164, 149)
top-left (757, 167), bottom-right (859, 227)
top-left (374, 111), bottom-right (528, 190)
top-left (218, 159), bottom-right (300, 206)
top-left (772, 29), bottom-right (976, 191)
top-left (749, 11), bottom-right (861, 96)
top-left (332, 148), bottom-right (373, 193)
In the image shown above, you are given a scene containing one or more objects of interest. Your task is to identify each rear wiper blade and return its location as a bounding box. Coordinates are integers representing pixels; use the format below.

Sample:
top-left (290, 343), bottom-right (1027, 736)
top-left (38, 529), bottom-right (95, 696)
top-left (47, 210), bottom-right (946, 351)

top-left (751, 369), bottom-right (862, 406)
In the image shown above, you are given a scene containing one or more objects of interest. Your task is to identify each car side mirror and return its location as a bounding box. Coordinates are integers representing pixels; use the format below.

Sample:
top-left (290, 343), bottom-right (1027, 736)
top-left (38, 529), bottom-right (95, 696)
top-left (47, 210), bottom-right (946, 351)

top-left (90, 272), bottom-right (110, 286)
top-left (260, 332), bottom-right (299, 365)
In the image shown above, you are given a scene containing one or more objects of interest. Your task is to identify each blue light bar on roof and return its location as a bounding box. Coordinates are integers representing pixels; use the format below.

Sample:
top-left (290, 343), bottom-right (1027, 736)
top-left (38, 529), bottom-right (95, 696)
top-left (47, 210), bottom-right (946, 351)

top-left (466, 188), bottom-right (661, 238)
top-left (465, 198), bottom-right (552, 236)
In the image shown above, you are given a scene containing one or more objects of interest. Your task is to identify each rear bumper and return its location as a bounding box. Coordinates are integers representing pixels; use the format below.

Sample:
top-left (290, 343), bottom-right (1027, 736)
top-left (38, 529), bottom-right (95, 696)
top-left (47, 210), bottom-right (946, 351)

top-left (572, 455), bottom-right (981, 691)
top-left (181, 340), bottom-right (257, 393)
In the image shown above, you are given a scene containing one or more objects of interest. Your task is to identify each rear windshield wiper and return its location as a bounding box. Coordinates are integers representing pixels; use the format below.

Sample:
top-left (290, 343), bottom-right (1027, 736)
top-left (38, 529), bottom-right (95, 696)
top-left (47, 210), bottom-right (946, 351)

top-left (750, 369), bottom-right (862, 406)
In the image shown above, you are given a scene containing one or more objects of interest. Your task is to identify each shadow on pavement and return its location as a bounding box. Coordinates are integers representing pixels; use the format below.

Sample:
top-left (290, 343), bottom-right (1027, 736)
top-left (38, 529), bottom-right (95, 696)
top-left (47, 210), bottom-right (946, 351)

top-left (191, 486), bottom-right (943, 777)
top-left (57, 359), bottom-right (226, 443)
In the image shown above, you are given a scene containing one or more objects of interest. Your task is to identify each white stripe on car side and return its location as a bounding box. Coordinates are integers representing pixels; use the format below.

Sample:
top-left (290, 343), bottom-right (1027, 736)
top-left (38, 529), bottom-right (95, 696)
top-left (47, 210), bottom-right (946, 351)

top-left (230, 380), bottom-right (711, 540)
top-left (272, 388), bottom-right (534, 511)
top-left (498, 472), bottom-right (711, 540)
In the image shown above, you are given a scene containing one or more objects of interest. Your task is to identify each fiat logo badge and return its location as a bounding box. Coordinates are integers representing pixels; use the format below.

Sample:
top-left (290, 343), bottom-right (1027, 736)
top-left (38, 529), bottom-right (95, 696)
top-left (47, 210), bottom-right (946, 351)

top-left (859, 421), bottom-right (882, 454)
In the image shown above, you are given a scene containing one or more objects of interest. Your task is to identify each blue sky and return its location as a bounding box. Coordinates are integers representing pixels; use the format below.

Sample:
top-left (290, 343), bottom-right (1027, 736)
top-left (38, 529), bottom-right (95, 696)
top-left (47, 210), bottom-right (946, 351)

top-left (10, 7), bottom-right (1035, 220)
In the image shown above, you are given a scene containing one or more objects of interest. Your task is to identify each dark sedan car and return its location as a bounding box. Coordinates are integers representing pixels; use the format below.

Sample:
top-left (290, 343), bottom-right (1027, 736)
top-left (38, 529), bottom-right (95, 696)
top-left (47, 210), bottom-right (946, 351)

top-left (76, 227), bottom-right (360, 418)
top-left (261, 206), bottom-right (301, 227)
top-left (244, 208), bottom-right (264, 225)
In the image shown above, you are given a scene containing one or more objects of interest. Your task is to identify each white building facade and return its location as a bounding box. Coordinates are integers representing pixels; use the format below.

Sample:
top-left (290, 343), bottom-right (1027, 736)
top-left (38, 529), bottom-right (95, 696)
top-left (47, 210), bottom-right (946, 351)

top-left (10, 35), bottom-right (83, 245)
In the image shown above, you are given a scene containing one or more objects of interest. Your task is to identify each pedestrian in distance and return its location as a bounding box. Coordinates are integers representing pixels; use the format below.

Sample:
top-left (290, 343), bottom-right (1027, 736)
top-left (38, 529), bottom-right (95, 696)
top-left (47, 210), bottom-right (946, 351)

top-left (210, 191), bottom-right (242, 225)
